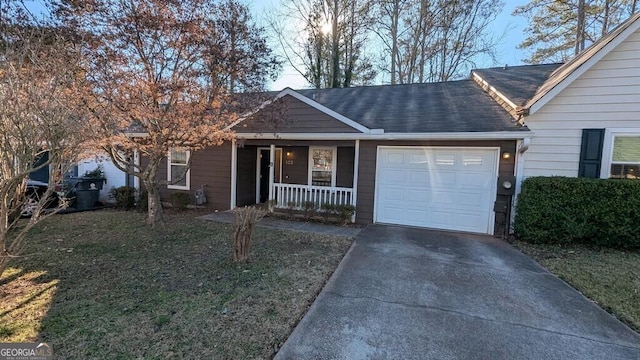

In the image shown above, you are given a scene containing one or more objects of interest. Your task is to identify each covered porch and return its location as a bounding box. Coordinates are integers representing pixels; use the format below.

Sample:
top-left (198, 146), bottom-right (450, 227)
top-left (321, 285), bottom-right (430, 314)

top-left (231, 140), bottom-right (359, 213)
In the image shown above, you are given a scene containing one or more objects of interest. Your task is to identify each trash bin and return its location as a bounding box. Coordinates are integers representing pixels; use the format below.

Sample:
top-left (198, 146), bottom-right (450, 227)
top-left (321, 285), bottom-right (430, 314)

top-left (75, 189), bottom-right (100, 209)
top-left (71, 177), bottom-right (106, 210)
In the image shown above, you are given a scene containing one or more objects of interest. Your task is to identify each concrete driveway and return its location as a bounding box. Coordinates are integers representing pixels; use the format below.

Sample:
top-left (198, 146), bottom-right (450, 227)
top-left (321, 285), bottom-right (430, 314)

top-left (275, 225), bottom-right (640, 360)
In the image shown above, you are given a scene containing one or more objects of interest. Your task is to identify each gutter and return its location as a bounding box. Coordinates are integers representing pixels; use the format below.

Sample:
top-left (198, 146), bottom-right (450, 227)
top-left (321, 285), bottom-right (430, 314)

top-left (236, 131), bottom-right (532, 141)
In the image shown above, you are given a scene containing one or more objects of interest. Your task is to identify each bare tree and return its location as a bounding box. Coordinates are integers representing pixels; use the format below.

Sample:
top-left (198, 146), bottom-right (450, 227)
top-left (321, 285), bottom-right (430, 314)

top-left (56, 0), bottom-right (281, 226)
top-left (374, 0), bottom-right (503, 84)
top-left (0, 2), bottom-right (88, 274)
top-left (270, 0), bottom-right (375, 88)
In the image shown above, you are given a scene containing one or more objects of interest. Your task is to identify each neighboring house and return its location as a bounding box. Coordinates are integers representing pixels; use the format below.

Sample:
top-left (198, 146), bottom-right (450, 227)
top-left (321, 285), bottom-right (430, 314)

top-left (473, 11), bottom-right (640, 187)
top-left (77, 154), bottom-right (132, 201)
top-left (29, 151), bottom-right (132, 203)
top-left (153, 11), bottom-right (640, 237)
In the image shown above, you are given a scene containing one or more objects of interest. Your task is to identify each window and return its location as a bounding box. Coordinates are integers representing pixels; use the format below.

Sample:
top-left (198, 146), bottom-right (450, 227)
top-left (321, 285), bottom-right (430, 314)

top-left (168, 149), bottom-right (190, 190)
top-left (309, 147), bottom-right (336, 187)
top-left (610, 136), bottom-right (640, 179)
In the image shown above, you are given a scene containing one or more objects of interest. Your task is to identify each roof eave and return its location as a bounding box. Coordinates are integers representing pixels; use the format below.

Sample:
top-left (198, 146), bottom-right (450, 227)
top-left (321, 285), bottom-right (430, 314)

top-left (471, 71), bottom-right (521, 120)
top-left (237, 131), bottom-right (531, 141)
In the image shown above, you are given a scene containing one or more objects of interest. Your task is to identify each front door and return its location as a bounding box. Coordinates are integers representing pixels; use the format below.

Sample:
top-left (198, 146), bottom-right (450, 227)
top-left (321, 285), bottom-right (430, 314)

top-left (258, 148), bottom-right (282, 203)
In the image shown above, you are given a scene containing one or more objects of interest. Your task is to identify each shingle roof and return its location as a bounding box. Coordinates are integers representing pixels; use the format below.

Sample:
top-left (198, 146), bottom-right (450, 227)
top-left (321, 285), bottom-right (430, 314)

top-left (293, 80), bottom-right (527, 133)
top-left (472, 64), bottom-right (562, 107)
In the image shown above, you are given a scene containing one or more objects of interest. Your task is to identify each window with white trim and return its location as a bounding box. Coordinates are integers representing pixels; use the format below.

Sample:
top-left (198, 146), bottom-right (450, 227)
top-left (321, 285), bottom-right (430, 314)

top-left (610, 135), bottom-right (640, 179)
top-left (168, 149), bottom-right (190, 189)
top-left (309, 147), bottom-right (336, 187)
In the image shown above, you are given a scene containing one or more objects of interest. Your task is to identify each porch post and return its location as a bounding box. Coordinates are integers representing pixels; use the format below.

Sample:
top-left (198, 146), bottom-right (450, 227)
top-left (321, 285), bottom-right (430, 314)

top-left (230, 139), bottom-right (237, 209)
top-left (268, 144), bottom-right (275, 207)
top-left (351, 140), bottom-right (360, 222)
top-left (133, 149), bottom-right (140, 191)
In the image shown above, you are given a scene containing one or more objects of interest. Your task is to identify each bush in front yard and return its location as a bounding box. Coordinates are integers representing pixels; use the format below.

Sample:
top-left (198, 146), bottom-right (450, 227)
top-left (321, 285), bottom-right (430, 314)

top-left (514, 177), bottom-right (640, 249)
top-left (170, 192), bottom-right (191, 210)
top-left (109, 186), bottom-right (136, 210)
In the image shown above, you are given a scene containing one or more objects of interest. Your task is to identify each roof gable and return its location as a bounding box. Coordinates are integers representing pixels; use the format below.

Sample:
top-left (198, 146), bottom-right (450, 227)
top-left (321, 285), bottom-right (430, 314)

top-left (525, 12), bottom-right (640, 114)
top-left (235, 93), bottom-right (363, 134)
top-left (277, 88), bottom-right (370, 133)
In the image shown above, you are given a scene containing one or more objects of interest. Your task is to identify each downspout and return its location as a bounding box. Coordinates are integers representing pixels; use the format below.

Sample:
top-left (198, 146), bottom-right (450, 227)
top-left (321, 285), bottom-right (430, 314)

top-left (230, 139), bottom-right (237, 209)
top-left (268, 144), bottom-right (275, 210)
top-left (510, 137), bottom-right (531, 231)
top-left (351, 139), bottom-right (360, 223)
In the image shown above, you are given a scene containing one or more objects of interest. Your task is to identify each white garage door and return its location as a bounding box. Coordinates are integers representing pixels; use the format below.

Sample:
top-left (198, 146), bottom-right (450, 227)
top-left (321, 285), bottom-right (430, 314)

top-left (375, 147), bottom-right (498, 234)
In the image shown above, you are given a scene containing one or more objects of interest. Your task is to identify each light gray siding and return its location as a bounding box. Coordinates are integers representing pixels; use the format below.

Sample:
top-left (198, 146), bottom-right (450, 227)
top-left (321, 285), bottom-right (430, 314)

top-left (523, 28), bottom-right (640, 178)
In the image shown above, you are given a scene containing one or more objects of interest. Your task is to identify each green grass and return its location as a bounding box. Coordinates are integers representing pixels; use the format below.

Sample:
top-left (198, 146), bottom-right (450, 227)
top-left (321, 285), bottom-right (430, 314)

top-left (515, 241), bottom-right (640, 332)
top-left (0, 210), bottom-right (353, 359)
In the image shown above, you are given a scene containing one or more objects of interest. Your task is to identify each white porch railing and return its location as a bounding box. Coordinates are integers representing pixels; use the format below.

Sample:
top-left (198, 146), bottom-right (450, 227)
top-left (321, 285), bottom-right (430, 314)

top-left (272, 183), bottom-right (353, 209)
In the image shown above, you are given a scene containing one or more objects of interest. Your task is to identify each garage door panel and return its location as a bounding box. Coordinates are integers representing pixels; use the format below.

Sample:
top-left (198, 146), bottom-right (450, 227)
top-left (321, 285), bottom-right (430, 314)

top-left (455, 193), bottom-right (488, 210)
top-left (378, 207), bottom-right (405, 222)
top-left (406, 189), bottom-right (430, 202)
top-left (376, 147), bottom-right (497, 234)
top-left (430, 211), bottom-right (458, 227)
top-left (383, 152), bottom-right (407, 167)
top-left (409, 153), bottom-right (430, 166)
top-left (378, 169), bottom-right (405, 184)
top-left (430, 190), bottom-right (456, 206)
top-left (456, 213), bottom-right (488, 231)
top-left (380, 187), bottom-right (404, 200)
top-left (461, 153), bottom-right (485, 167)
top-left (434, 153), bottom-right (456, 167)
top-left (458, 172), bottom-right (493, 188)
top-left (408, 171), bottom-right (431, 186)
top-left (429, 171), bottom-right (457, 187)
top-left (406, 209), bottom-right (429, 223)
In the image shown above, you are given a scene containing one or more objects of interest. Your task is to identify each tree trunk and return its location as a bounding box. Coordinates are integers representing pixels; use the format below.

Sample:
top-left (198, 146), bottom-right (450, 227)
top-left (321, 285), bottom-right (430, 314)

top-left (390, 0), bottom-right (399, 85)
top-left (601, 0), bottom-right (610, 37)
top-left (142, 156), bottom-right (164, 226)
top-left (331, 0), bottom-right (340, 88)
top-left (0, 205), bottom-right (8, 274)
top-left (575, 0), bottom-right (586, 55)
top-left (146, 184), bottom-right (164, 226)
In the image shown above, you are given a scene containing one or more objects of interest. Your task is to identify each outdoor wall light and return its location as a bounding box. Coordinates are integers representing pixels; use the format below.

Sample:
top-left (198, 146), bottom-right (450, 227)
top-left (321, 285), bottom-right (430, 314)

top-left (502, 152), bottom-right (512, 160)
top-left (286, 151), bottom-right (292, 157)
top-left (502, 180), bottom-right (513, 189)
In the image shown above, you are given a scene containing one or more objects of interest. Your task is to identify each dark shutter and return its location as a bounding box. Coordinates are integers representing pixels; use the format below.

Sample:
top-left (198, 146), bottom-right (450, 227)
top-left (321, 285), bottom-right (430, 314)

top-left (578, 129), bottom-right (605, 178)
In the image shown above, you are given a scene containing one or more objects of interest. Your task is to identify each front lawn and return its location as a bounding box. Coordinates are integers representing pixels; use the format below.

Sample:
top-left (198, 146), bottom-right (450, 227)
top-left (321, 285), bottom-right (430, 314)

top-left (0, 210), bottom-right (353, 359)
top-left (515, 241), bottom-right (640, 332)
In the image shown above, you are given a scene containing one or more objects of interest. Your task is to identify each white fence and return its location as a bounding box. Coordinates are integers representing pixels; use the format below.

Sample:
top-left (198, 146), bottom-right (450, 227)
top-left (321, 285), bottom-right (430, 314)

top-left (272, 183), bottom-right (353, 209)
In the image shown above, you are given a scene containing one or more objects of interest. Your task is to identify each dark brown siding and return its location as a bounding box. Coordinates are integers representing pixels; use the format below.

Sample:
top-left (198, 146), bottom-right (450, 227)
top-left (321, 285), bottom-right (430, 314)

top-left (282, 146), bottom-right (308, 185)
top-left (236, 146), bottom-right (257, 206)
top-left (243, 140), bottom-right (355, 147)
top-left (235, 95), bottom-right (360, 134)
top-left (336, 147), bottom-right (355, 188)
top-left (154, 144), bottom-right (232, 211)
top-left (355, 140), bottom-right (517, 236)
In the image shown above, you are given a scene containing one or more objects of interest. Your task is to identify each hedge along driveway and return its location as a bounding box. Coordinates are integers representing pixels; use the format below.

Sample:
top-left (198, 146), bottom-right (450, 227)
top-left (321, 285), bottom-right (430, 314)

top-left (514, 177), bottom-right (640, 248)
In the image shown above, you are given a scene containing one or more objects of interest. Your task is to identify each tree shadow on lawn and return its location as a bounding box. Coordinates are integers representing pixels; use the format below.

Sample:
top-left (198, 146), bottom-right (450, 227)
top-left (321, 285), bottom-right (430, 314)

top-left (0, 210), bottom-right (353, 359)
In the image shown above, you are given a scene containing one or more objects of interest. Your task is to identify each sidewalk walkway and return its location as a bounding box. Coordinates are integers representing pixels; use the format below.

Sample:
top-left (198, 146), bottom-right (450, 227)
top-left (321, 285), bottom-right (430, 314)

top-left (199, 211), bottom-right (362, 238)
